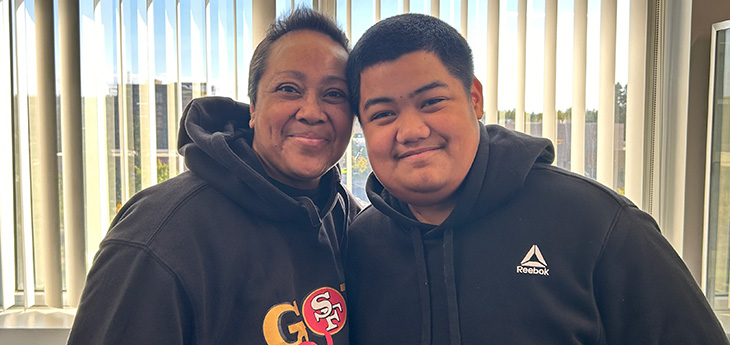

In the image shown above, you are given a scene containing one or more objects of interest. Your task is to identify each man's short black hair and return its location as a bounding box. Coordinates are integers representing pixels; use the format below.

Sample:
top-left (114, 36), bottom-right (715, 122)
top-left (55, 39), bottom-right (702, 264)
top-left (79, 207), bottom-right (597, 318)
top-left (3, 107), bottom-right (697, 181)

top-left (346, 13), bottom-right (474, 116)
top-left (248, 7), bottom-right (350, 106)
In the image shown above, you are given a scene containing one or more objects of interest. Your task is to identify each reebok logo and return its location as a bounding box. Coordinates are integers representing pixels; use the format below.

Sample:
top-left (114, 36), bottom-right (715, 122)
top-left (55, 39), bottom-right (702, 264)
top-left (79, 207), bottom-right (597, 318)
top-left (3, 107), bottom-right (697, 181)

top-left (516, 244), bottom-right (549, 276)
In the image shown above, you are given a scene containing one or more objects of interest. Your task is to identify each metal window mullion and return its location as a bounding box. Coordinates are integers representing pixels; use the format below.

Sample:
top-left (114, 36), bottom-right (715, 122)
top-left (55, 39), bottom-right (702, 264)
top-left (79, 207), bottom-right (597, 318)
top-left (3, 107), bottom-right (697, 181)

top-left (516, 0), bottom-right (527, 133)
top-left (625, 0), bottom-right (648, 207)
top-left (484, 0), bottom-right (498, 124)
top-left (35, 0), bottom-right (63, 308)
top-left (571, 0), bottom-right (587, 176)
top-left (403, 0), bottom-right (409, 13)
top-left (431, 0), bottom-right (439, 17)
top-left (543, 0), bottom-right (558, 154)
top-left (0, 0), bottom-right (15, 310)
top-left (59, 0), bottom-right (86, 308)
top-left (596, 0), bottom-right (617, 188)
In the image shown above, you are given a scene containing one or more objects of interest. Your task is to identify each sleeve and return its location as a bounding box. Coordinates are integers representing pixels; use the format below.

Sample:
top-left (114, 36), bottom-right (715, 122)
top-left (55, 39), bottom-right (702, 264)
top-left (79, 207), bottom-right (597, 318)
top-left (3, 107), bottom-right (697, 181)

top-left (594, 205), bottom-right (729, 345)
top-left (67, 242), bottom-right (193, 345)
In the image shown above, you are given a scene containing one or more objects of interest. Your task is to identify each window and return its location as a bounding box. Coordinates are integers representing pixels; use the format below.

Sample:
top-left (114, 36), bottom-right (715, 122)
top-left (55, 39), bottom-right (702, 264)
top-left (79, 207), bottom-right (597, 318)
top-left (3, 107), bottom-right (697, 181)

top-left (0, 0), bottom-right (682, 313)
top-left (705, 18), bottom-right (730, 313)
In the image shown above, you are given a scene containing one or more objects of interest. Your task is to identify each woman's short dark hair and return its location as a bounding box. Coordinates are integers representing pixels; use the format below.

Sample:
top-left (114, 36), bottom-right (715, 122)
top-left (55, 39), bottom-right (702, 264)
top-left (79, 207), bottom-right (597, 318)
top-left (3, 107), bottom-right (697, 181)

top-left (345, 13), bottom-right (473, 116)
top-left (248, 7), bottom-right (350, 106)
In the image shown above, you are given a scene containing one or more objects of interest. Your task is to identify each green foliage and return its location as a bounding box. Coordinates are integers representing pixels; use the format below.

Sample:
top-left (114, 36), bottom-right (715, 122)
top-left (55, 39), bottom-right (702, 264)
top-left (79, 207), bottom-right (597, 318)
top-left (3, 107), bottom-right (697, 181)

top-left (615, 82), bottom-right (627, 124)
top-left (503, 109), bottom-right (515, 121)
top-left (586, 109), bottom-right (598, 123)
top-left (157, 159), bottom-right (170, 183)
top-left (529, 112), bottom-right (542, 122)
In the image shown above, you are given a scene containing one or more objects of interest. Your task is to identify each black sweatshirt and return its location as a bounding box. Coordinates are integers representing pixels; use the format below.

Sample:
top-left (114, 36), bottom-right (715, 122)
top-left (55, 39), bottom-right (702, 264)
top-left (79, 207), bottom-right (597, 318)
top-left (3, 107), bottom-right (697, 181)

top-left (345, 124), bottom-right (728, 345)
top-left (68, 97), bottom-right (360, 345)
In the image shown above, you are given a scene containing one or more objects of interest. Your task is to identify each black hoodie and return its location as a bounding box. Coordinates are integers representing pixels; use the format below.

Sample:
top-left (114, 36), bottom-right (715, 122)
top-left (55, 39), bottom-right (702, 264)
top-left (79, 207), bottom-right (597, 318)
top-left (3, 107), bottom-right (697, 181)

top-left (345, 124), bottom-right (727, 345)
top-left (68, 97), bottom-right (360, 345)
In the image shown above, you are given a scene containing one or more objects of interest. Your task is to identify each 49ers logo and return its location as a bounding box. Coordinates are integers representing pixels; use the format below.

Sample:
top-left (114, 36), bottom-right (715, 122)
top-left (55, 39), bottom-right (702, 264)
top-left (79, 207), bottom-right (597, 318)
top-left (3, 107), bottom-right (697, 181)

top-left (263, 286), bottom-right (347, 345)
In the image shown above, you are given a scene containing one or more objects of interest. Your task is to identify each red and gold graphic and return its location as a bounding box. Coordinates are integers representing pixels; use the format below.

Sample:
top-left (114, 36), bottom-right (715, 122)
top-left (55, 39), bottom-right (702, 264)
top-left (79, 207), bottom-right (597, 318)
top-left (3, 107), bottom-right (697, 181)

top-left (302, 287), bottom-right (347, 336)
top-left (263, 286), bottom-right (347, 345)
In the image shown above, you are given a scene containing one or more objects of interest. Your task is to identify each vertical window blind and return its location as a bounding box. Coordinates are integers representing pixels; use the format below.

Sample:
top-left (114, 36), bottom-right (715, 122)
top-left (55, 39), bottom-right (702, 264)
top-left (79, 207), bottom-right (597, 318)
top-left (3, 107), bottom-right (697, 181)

top-left (0, 0), bottom-right (661, 311)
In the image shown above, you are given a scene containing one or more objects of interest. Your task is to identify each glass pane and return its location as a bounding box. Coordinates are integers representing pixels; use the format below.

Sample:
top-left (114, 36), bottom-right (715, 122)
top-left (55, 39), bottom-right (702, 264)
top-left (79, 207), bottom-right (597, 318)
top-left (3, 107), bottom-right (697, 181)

top-left (707, 25), bottom-right (730, 310)
top-left (122, 0), bottom-right (151, 195)
top-left (180, 0), bottom-right (206, 87)
top-left (237, 0), bottom-right (253, 102)
top-left (380, 0), bottom-right (402, 19)
top-left (209, 0), bottom-right (236, 97)
top-left (409, 0), bottom-right (430, 15)
top-left (154, 0), bottom-right (178, 183)
top-left (439, 0), bottom-right (461, 31)
top-left (351, 0), bottom-right (374, 44)
top-left (348, 122), bottom-right (371, 205)
top-left (555, 0), bottom-right (574, 171)
top-left (614, 0), bottom-right (630, 195)
top-left (584, 0), bottom-right (600, 180)
top-left (525, 0), bottom-right (543, 137)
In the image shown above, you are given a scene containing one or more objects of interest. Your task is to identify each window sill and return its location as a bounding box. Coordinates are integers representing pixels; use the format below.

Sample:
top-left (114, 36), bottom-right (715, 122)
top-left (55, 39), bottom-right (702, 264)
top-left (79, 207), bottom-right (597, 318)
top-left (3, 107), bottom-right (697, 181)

top-left (0, 308), bottom-right (74, 345)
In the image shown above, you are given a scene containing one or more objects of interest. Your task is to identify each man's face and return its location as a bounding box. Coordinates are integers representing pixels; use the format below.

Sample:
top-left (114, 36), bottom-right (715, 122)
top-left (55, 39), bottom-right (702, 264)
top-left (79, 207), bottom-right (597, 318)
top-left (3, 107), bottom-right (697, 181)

top-left (250, 30), bottom-right (352, 190)
top-left (358, 51), bottom-right (482, 208)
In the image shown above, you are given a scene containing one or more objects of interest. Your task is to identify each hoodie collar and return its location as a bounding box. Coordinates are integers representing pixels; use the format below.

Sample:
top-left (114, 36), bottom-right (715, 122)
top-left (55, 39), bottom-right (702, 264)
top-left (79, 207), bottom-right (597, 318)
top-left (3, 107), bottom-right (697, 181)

top-left (367, 124), bottom-right (554, 230)
top-left (178, 96), bottom-right (342, 227)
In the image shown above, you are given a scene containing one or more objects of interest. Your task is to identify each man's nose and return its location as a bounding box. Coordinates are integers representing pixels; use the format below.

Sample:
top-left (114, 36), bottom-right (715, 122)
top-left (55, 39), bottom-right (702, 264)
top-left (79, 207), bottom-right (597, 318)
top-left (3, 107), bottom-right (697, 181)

top-left (395, 110), bottom-right (429, 144)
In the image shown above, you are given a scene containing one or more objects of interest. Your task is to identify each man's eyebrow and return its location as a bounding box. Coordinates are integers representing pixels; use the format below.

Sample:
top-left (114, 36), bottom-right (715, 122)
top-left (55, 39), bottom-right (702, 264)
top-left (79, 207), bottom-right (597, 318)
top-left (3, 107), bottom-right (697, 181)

top-left (362, 97), bottom-right (394, 112)
top-left (361, 81), bottom-right (448, 112)
top-left (409, 81), bottom-right (448, 98)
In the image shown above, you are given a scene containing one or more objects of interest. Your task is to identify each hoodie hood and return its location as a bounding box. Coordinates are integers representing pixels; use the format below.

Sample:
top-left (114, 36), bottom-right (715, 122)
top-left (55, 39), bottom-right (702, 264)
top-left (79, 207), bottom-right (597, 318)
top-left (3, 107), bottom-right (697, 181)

top-left (366, 124), bottom-right (554, 229)
top-left (178, 96), bottom-right (342, 227)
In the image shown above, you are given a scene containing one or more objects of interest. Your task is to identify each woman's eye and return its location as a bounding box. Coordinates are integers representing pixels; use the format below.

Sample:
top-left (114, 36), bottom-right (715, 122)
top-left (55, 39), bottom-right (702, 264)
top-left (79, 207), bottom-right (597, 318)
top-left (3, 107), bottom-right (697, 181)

top-left (325, 89), bottom-right (346, 98)
top-left (276, 85), bottom-right (299, 93)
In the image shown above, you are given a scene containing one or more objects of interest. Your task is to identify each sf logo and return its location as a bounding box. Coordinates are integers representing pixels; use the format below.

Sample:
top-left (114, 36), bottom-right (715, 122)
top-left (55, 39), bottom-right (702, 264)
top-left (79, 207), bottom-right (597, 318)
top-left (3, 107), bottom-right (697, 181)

top-left (263, 287), bottom-right (347, 345)
top-left (303, 288), bottom-right (345, 333)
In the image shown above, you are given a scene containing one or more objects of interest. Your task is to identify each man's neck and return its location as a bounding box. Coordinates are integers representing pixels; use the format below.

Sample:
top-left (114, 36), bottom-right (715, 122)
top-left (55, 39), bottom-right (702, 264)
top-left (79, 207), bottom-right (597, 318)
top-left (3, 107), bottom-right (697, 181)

top-left (408, 200), bottom-right (456, 226)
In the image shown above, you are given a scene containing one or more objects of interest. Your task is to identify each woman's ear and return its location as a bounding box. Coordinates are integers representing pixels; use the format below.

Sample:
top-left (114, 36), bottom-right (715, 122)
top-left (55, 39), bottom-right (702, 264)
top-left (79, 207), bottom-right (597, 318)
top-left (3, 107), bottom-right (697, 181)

top-left (249, 103), bottom-right (256, 128)
top-left (471, 77), bottom-right (484, 120)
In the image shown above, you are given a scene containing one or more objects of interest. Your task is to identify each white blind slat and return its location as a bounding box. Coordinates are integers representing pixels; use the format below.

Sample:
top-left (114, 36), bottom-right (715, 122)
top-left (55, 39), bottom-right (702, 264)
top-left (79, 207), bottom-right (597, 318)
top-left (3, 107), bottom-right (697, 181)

top-left (597, 0), bottom-right (617, 188)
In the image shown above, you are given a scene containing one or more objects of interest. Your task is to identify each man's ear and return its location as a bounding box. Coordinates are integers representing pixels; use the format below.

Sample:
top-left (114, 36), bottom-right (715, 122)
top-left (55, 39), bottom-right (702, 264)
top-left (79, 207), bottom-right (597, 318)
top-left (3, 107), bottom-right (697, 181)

top-left (249, 103), bottom-right (256, 128)
top-left (471, 77), bottom-right (484, 120)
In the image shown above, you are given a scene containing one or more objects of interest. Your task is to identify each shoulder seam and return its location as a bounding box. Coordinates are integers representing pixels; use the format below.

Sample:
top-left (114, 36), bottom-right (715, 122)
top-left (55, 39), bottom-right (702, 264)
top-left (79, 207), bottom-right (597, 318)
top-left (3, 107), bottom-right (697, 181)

top-left (531, 164), bottom-right (630, 208)
top-left (145, 182), bottom-right (212, 246)
top-left (99, 239), bottom-right (197, 328)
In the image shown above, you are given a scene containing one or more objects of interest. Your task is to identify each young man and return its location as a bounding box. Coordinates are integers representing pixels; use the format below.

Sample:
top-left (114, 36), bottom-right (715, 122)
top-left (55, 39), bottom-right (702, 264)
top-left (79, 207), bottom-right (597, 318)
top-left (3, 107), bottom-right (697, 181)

top-left (68, 9), bottom-right (359, 345)
top-left (344, 13), bottom-right (728, 345)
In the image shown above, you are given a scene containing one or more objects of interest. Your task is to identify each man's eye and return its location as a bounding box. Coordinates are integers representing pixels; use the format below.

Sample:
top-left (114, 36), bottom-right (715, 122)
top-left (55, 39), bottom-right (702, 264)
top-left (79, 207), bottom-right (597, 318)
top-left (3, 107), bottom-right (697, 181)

top-left (422, 98), bottom-right (445, 108)
top-left (370, 111), bottom-right (394, 121)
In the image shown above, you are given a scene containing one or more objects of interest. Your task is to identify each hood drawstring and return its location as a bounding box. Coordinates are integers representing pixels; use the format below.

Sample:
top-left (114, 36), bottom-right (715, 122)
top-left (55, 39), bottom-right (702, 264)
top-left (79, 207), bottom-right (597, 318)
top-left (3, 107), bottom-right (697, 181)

top-left (411, 228), bottom-right (432, 345)
top-left (443, 227), bottom-right (462, 345)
